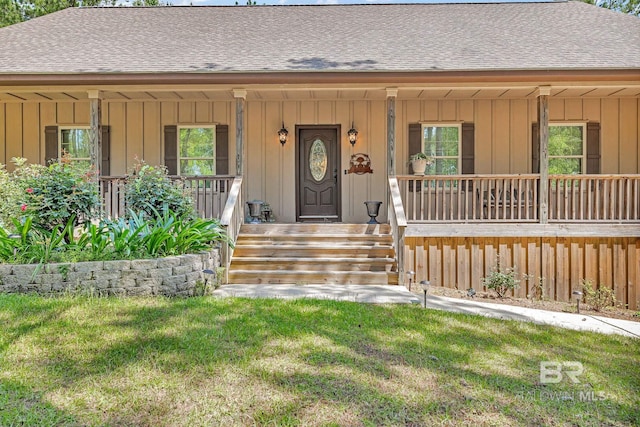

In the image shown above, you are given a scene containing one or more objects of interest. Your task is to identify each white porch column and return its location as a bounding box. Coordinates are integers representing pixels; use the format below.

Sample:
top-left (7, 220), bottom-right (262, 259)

top-left (386, 88), bottom-right (398, 176)
top-left (233, 89), bottom-right (247, 176)
top-left (537, 86), bottom-right (550, 224)
top-left (88, 89), bottom-right (102, 181)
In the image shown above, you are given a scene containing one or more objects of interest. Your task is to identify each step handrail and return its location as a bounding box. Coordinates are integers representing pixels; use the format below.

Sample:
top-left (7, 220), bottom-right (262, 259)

top-left (388, 177), bottom-right (407, 286)
top-left (220, 176), bottom-right (244, 284)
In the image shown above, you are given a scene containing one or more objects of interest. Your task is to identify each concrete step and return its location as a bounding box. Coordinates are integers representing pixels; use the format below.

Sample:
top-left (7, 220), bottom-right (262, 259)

top-left (232, 245), bottom-right (395, 258)
top-left (236, 234), bottom-right (392, 245)
top-left (241, 223), bottom-right (391, 235)
top-left (230, 257), bottom-right (397, 272)
top-left (228, 270), bottom-right (398, 285)
top-left (228, 223), bottom-right (399, 286)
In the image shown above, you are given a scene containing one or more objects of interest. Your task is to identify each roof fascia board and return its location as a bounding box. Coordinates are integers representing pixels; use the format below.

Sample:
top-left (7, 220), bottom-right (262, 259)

top-left (1, 70), bottom-right (639, 87)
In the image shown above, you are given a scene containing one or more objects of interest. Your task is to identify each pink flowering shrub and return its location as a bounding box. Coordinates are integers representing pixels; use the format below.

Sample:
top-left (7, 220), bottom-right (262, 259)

top-left (0, 156), bottom-right (99, 233)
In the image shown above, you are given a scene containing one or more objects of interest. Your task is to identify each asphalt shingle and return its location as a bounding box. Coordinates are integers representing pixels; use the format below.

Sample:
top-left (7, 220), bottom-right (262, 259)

top-left (0, 2), bottom-right (638, 75)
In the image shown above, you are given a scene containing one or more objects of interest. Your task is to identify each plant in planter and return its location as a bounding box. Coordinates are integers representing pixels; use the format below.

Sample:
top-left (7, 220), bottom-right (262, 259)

top-left (409, 153), bottom-right (434, 176)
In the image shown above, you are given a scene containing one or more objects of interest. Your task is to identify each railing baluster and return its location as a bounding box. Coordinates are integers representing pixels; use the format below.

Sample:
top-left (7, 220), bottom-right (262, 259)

top-left (392, 174), bottom-right (638, 224)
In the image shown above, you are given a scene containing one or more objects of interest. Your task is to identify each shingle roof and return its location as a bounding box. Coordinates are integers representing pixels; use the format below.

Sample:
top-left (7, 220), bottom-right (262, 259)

top-left (0, 1), bottom-right (638, 75)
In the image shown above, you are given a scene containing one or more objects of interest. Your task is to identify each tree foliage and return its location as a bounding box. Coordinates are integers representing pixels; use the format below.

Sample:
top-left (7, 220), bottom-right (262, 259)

top-left (582, 0), bottom-right (640, 16)
top-left (0, 0), bottom-right (167, 28)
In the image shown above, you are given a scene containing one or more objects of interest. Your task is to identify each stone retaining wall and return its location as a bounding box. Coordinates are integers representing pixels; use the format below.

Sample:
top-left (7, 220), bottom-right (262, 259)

top-left (0, 250), bottom-right (220, 297)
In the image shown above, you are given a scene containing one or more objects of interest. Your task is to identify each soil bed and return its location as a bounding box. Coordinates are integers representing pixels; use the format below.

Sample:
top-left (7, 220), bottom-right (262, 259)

top-left (413, 286), bottom-right (640, 322)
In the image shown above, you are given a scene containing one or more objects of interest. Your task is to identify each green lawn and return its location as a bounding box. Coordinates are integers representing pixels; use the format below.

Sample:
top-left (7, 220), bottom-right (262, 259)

top-left (0, 294), bottom-right (638, 426)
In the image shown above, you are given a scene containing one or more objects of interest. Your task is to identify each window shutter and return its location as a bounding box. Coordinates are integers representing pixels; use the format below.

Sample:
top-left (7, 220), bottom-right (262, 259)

top-left (216, 125), bottom-right (229, 175)
top-left (164, 125), bottom-right (178, 175)
top-left (586, 122), bottom-right (600, 174)
top-left (45, 125), bottom-right (58, 165)
top-left (531, 123), bottom-right (539, 174)
top-left (408, 123), bottom-right (421, 174)
top-left (461, 123), bottom-right (474, 174)
top-left (101, 126), bottom-right (110, 176)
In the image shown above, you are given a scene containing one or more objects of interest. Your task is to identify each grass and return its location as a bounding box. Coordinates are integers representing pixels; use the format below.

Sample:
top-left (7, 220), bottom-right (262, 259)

top-left (0, 295), bottom-right (638, 426)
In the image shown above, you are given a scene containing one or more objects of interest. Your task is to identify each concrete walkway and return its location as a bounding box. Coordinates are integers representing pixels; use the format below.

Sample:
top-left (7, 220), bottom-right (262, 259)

top-left (421, 294), bottom-right (640, 339)
top-left (213, 284), bottom-right (421, 304)
top-left (213, 284), bottom-right (640, 338)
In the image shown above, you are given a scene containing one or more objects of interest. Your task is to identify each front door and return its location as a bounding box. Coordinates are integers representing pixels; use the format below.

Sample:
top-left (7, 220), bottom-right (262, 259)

top-left (297, 126), bottom-right (341, 222)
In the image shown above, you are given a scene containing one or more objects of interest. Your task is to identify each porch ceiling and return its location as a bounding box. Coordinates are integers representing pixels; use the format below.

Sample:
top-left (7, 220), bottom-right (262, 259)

top-left (1, 85), bottom-right (639, 103)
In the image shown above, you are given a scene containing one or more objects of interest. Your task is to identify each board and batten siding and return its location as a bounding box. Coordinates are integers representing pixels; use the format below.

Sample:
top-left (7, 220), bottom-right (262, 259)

top-left (0, 97), bottom-right (638, 222)
top-left (0, 100), bottom-right (234, 174)
top-left (244, 99), bottom-right (388, 223)
top-left (404, 236), bottom-right (640, 310)
top-left (396, 97), bottom-right (640, 175)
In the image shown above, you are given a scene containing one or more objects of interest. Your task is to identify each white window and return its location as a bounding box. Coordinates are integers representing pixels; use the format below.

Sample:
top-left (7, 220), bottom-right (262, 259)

top-left (549, 123), bottom-right (585, 174)
top-left (178, 126), bottom-right (216, 175)
top-left (59, 126), bottom-right (91, 163)
top-left (421, 124), bottom-right (461, 175)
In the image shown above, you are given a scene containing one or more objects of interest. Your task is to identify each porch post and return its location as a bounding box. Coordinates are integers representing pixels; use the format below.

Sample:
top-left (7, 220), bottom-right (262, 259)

top-left (386, 88), bottom-right (398, 176)
top-left (537, 86), bottom-right (550, 224)
top-left (233, 89), bottom-right (247, 176)
top-left (88, 90), bottom-right (102, 182)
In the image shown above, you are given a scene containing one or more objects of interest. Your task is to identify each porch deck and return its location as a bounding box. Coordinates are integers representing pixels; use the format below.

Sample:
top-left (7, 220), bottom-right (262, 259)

top-left (404, 223), bottom-right (640, 238)
top-left (388, 175), bottom-right (640, 310)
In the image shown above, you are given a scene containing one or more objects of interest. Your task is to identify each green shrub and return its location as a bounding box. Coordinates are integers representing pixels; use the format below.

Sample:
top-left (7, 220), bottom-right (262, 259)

top-left (582, 280), bottom-right (616, 312)
top-left (21, 157), bottom-right (99, 232)
top-left (0, 212), bottom-right (229, 265)
top-left (104, 210), bottom-right (229, 259)
top-left (124, 162), bottom-right (194, 220)
top-left (482, 258), bottom-right (526, 298)
top-left (0, 158), bottom-right (45, 231)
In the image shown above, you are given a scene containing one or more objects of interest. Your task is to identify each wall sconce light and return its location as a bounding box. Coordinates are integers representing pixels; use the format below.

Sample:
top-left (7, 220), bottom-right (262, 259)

top-left (277, 122), bottom-right (288, 145)
top-left (347, 122), bottom-right (358, 146)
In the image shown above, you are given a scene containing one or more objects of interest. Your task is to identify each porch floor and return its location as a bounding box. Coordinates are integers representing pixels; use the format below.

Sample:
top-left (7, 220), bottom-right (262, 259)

top-left (404, 223), bottom-right (640, 238)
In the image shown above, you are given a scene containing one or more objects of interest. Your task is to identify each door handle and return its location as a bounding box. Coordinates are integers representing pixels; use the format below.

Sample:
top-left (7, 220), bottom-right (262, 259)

top-left (333, 169), bottom-right (338, 183)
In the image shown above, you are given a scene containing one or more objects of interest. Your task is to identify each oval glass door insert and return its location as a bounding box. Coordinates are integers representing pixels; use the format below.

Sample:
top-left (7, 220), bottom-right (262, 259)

top-left (310, 139), bottom-right (328, 181)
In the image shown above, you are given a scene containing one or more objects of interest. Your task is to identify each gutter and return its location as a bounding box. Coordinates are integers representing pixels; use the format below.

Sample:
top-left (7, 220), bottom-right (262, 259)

top-left (1, 69), bottom-right (639, 87)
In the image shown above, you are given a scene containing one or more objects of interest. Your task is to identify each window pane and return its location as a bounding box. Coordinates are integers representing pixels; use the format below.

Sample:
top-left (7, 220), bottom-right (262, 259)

top-left (423, 126), bottom-right (459, 156)
top-left (180, 159), bottom-right (215, 176)
top-left (179, 128), bottom-right (215, 158)
top-left (425, 158), bottom-right (458, 175)
top-left (549, 158), bottom-right (581, 174)
top-left (550, 126), bottom-right (583, 156)
top-left (61, 129), bottom-right (91, 158)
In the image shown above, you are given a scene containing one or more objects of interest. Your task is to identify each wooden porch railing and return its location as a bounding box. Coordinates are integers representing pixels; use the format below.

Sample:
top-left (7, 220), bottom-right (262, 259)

top-left (219, 177), bottom-right (244, 285)
top-left (397, 174), bottom-right (540, 222)
top-left (388, 177), bottom-right (407, 286)
top-left (99, 175), bottom-right (236, 219)
top-left (396, 174), bottom-right (640, 223)
top-left (549, 175), bottom-right (640, 222)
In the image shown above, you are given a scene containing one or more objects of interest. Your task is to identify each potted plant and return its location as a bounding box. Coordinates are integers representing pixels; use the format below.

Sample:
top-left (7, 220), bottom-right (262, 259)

top-left (409, 153), bottom-right (433, 176)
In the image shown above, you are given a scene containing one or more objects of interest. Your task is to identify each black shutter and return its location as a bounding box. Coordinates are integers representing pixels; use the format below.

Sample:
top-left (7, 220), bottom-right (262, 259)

top-left (586, 122), bottom-right (600, 174)
top-left (216, 125), bottom-right (229, 175)
top-left (101, 126), bottom-right (110, 176)
top-left (164, 125), bottom-right (178, 175)
top-left (532, 123), bottom-right (539, 173)
top-left (461, 123), bottom-right (474, 174)
top-left (45, 125), bottom-right (58, 165)
top-left (408, 123), bottom-right (421, 174)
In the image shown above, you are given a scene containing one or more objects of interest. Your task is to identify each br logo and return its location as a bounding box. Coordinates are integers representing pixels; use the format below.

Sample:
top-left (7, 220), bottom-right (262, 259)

top-left (540, 361), bottom-right (584, 384)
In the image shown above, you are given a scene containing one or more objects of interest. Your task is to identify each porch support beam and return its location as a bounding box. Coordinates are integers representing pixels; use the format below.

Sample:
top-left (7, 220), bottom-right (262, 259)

top-left (233, 89), bottom-right (246, 176)
top-left (386, 88), bottom-right (398, 176)
top-left (88, 89), bottom-right (102, 181)
top-left (537, 86), bottom-right (550, 224)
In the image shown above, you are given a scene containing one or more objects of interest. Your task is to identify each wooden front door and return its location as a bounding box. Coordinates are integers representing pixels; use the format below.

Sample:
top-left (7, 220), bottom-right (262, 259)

top-left (297, 126), bottom-right (341, 222)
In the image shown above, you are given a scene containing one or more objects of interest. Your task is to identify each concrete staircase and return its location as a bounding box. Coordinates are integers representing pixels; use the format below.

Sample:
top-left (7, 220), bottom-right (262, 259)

top-left (227, 223), bottom-right (398, 285)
